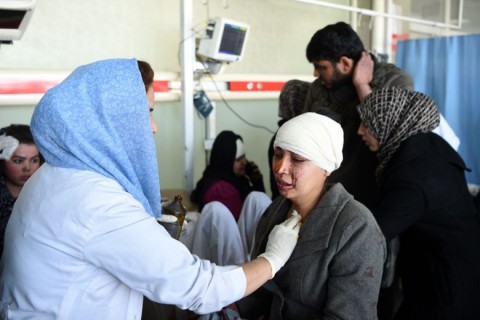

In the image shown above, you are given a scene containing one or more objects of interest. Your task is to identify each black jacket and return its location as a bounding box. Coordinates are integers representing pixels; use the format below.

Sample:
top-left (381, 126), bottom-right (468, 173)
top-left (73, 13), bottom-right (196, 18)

top-left (375, 132), bottom-right (480, 320)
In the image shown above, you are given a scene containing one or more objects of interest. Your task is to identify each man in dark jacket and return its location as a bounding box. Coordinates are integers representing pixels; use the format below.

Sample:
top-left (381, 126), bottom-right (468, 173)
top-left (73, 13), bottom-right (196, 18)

top-left (303, 21), bottom-right (414, 211)
top-left (303, 22), bottom-right (414, 320)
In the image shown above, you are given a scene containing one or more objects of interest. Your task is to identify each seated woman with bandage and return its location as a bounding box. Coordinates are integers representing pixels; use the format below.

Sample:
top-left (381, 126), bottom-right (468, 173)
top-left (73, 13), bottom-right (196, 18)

top-left (235, 112), bottom-right (386, 320)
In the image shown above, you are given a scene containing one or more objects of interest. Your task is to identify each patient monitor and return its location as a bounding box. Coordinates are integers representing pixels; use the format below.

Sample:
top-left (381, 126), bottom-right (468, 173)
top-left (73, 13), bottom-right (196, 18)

top-left (197, 17), bottom-right (250, 63)
top-left (0, 0), bottom-right (36, 43)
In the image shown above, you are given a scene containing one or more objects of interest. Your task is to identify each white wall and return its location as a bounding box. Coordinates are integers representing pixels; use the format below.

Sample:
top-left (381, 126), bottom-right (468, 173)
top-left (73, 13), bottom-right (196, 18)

top-left (0, 0), bottom-right (350, 73)
top-left (0, 0), bottom-right (350, 194)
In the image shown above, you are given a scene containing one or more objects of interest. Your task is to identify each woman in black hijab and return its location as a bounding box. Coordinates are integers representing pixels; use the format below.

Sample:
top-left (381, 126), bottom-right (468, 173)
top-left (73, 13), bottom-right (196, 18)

top-left (191, 130), bottom-right (265, 220)
top-left (357, 87), bottom-right (480, 320)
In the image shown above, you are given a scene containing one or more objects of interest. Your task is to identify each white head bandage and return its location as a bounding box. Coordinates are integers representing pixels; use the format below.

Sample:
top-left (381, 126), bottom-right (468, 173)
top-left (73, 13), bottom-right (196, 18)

top-left (235, 138), bottom-right (245, 159)
top-left (0, 134), bottom-right (19, 161)
top-left (274, 112), bottom-right (343, 173)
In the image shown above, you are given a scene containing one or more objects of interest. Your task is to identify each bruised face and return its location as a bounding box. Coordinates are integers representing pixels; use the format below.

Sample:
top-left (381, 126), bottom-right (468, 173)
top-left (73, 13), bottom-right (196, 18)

top-left (357, 122), bottom-right (379, 152)
top-left (272, 147), bottom-right (328, 204)
top-left (4, 143), bottom-right (41, 189)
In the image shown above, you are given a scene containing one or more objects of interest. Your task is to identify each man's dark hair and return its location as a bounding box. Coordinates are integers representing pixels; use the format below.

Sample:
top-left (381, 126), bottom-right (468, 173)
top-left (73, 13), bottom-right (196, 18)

top-left (306, 22), bottom-right (365, 63)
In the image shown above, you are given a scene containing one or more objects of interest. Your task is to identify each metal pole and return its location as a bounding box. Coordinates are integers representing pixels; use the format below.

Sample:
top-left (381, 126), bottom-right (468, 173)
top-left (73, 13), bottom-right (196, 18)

top-left (180, 0), bottom-right (195, 191)
top-left (294, 0), bottom-right (463, 29)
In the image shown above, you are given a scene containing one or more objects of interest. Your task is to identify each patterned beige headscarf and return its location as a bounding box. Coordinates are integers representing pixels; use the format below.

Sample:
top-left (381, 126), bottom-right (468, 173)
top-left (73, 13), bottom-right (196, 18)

top-left (358, 87), bottom-right (440, 180)
top-left (279, 80), bottom-right (311, 120)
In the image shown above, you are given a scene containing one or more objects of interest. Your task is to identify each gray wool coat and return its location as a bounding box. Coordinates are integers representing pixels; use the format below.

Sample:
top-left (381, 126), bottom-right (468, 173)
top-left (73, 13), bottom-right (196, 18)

top-left (237, 183), bottom-right (386, 320)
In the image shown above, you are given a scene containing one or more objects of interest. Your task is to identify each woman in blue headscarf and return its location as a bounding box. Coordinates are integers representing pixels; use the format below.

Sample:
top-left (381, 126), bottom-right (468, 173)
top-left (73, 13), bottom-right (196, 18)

top-left (0, 59), bottom-right (301, 319)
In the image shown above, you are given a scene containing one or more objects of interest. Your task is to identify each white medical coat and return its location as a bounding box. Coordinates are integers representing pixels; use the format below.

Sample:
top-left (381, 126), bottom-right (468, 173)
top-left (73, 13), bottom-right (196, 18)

top-left (0, 164), bottom-right (245, 319)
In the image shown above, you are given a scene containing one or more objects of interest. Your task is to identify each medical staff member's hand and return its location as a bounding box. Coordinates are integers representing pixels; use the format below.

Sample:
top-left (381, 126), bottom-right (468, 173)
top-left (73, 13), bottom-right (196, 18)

top-left (259, 211), bottom-right (302, 278)
top-left (0, 134), bottom-right (19, 160)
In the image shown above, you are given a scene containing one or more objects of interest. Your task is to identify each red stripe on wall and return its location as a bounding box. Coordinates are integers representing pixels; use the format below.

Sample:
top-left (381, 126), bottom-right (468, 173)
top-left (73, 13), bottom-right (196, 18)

top-left (0, 79), bottom-right (170, 95)
top-left (229, 81), bottom-right (285, 92)
top-left (152, 80), bottom-right (169, 92)
top-left (0, 80), bottom-right (59, 94)
top-left (0, 79), bottom-right (287, 95)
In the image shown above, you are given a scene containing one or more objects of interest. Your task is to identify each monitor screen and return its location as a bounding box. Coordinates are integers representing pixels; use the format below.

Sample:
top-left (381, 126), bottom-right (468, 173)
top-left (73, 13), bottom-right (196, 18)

top-left (0, 10), bottom-right (26, 29)
top-left (197, 17), bottom-right (250, 63)
top-left (218, 23), bottom-right (247, 56)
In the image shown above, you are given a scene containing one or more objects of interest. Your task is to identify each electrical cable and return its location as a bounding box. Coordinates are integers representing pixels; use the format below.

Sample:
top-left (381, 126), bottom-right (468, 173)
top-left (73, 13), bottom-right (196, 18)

top-left (200, 61), bottom-right (275, 134)
top-left (177, 24), bottom-right (207, 67)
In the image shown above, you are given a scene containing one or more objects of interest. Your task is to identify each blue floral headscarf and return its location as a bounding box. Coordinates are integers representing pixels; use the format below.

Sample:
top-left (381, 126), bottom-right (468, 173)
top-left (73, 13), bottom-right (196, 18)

top-left (30, 59), bottom-right (161, 217)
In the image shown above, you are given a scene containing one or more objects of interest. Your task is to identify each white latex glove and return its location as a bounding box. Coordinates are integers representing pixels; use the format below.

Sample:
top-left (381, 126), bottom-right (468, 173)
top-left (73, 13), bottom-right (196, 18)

top-left (258, 211), bottom-right (302, 278)
top-left (0, 134), bottom-right (19, 160)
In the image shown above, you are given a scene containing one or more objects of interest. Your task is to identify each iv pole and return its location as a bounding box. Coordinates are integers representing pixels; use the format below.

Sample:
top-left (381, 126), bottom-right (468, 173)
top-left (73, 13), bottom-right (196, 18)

top-left (180, 0), bottom-right (195, 192)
